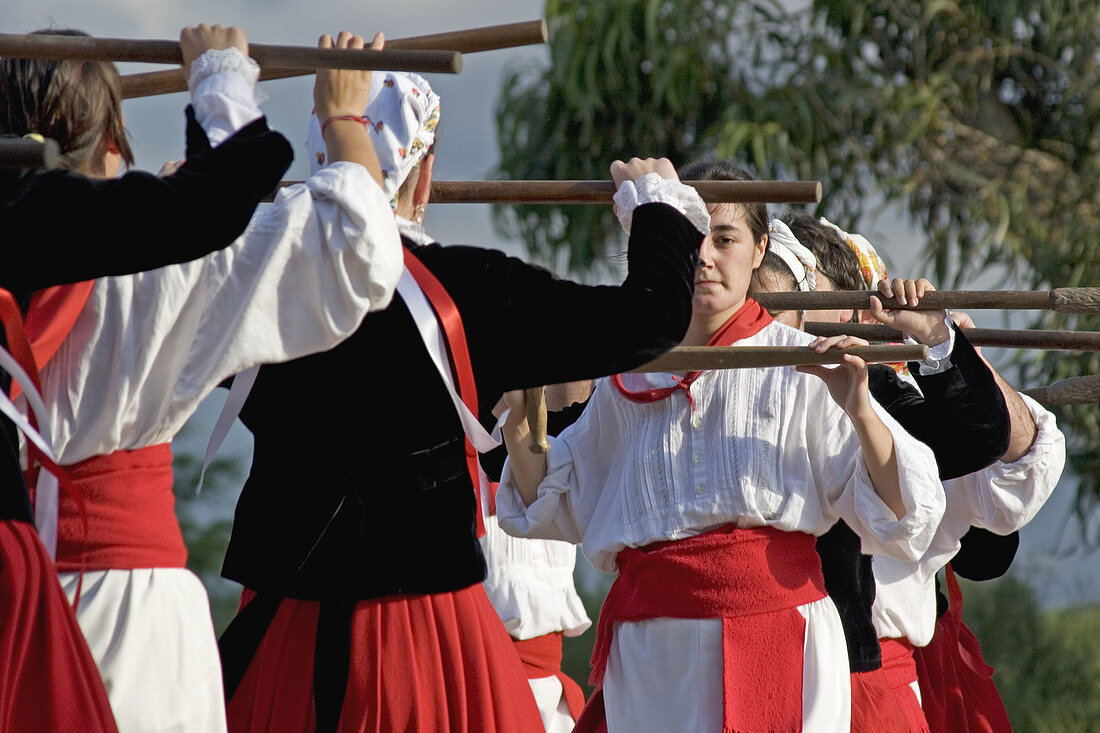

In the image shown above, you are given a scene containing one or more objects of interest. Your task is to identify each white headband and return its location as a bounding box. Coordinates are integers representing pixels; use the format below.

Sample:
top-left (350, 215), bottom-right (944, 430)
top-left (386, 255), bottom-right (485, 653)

top-left (767, 219), bottom-right (817, 292)
top-left (306, 71), bottom-right (440, 209)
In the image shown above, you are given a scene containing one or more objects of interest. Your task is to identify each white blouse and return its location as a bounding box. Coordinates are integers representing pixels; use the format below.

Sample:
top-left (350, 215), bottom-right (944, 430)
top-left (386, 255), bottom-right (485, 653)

top-left (498, 321), bottom-right (946, 575)
top-left (32, 53), bottom-right (404, 463)
top-left (480, 514), bottom-right (592, 641)
top-left (871, 393), bottom-right (1065, 645)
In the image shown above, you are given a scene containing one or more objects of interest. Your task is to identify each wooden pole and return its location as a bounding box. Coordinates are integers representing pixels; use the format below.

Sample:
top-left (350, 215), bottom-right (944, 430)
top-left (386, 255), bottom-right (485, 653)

top-left (0, 138), bottom-right (60, 169)
top-left (1023, 376), bottom-right (1100, 406)
top-left (121, 20), bottom-right (546, 99)
top-left (803, 322), bottom-right (1100, 352)
top-left (755, 289), bottom-right (1100, 314)
top-left (429, 179), bottom-right (822, 204)
top-left (264, 179), bottom-right (823, 204)
top-left (525, 387), bottom-right (550, 454)
top-left (0, 33), bottom-right (462, 74)
top-left (630, 344), bottom-right (929, 372)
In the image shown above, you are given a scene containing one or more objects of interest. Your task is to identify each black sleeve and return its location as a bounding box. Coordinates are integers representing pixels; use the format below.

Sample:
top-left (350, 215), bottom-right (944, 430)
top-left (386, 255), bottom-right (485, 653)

top-left (951, 527), bottom-right (1019, 580)
top-left (0, 108), bottom-right (292, 294)
top-left (868, 326), bottom-right (1010, 480)
top-left (471, 202), bottom-right (701, 396)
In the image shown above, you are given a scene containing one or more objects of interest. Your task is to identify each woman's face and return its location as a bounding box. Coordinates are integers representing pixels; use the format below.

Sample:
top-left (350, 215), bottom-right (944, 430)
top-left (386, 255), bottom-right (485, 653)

top-left (693, 203), bottom-right (767, 318)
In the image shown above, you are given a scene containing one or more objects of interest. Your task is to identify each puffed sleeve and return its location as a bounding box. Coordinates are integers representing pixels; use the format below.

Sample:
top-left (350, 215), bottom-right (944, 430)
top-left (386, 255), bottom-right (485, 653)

top-left (942, 393), bottom-right (1065, 535)
top-left (40, 159), bottom-right (403, 460)
top-left (809, 387), bottom-right (946, 562)
top-left (497, 379), bottom-right (620, 546)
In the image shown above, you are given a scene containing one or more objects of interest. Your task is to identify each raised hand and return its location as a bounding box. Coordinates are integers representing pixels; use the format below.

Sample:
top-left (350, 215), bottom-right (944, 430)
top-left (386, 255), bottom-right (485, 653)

top-left (180, 24), bottom-right (248, 79)
top-left (314, 31), bottom-right (383, 121)
top-left (868, 277), bottom-right (951, 347)
top-left (610, 157), bottom-right (678, 187)
top-left (796, 335), bottom-right (874, 417)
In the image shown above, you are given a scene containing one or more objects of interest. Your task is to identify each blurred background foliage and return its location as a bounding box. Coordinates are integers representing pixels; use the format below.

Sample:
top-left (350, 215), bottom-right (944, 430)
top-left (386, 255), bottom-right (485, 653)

top-left (495, 0), bottom-right (1100, 521)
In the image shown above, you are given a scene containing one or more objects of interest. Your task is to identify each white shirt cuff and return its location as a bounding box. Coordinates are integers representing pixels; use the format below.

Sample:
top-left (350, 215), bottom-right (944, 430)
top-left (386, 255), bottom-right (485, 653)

top-left (904, 315), bottom-right (956, 375)
top-left (188, 47), bottom-right (263, 147)
top-left (613, 173), bottom-right (710, 236)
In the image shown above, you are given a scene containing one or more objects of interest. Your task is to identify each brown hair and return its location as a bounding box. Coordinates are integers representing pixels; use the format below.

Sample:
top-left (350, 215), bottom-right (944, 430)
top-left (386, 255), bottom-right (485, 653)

top-left (782, 213), bottom-right (864, 292)
top-left (677, 158), bottom-right (768, 245)
top-left (0, 29), bottom-right (134, 171)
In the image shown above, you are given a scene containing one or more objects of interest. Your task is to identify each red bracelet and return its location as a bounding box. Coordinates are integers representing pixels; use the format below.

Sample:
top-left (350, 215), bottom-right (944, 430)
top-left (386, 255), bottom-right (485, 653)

top-left (320, 114), bottom-right (368, 135)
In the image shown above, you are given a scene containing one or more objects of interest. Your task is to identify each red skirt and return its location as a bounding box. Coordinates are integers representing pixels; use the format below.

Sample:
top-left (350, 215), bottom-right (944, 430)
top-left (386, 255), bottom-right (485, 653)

top-left (0, 520), bottom-right (118, 732)
top-left (913, 567), bottom-right (1012, 732)
top-left (226, 583), bottom-right (544, 733)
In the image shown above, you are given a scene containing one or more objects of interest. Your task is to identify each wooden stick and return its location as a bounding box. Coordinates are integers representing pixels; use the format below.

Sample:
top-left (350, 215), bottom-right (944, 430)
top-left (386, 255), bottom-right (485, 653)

top-left (525, 387), bottom-right (550, 454)
top-left (264, 179), bottom-right (822, 204)
top-left (121, 20), bottom-right (546, 99)
top-left (630, 344), bottom-right (929, 372)
top-left (1023, 376), bottom-right (1100, 406)
top-left (755, 289), bottom-right (1100, 314)
top-left (0, 138), bottom-right (60, 169)
top-left (0, 33), bottom-right (461, 74)
top-left (803, 322), bottom-right (1100, 352)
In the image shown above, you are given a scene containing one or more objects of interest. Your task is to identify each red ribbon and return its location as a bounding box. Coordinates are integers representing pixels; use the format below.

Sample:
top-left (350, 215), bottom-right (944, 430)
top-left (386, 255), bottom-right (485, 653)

top-left (402, 248), bottom-right (486, 537)
top-left (0, 288), bottom-right (90, 604)
top-left (611, 298), bottom-right (772, 411)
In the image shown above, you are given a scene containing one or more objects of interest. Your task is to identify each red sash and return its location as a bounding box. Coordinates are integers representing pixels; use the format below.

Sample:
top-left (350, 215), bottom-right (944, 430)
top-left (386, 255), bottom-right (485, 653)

top-left (578, 524), bottom-right (826, 733)
top-left (913, 565), bottom-right (1012, 732)
top-left (403, 248), bottom-right (486, 537)
top-left (850, 668), bottom-right (917, 733)
top-left (611, 298), bottom-right (771, 410)
top-left (880, 637), bottom-right (931, 732)
top-left (512, 632), bottom-right (585, 721)
top-left (48, 443), bottom-right (186, 571)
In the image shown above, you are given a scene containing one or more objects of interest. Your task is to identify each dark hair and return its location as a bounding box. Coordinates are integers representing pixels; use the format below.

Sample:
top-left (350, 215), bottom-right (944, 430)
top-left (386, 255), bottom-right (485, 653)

top-left (678, 158), bottom-right (768, 245)
top-left (0, 29), bottom-right (134, 171)
top-left (750, 250), bottom-right (798, 292)
top-left (782, 213), bottom-right (864, 292)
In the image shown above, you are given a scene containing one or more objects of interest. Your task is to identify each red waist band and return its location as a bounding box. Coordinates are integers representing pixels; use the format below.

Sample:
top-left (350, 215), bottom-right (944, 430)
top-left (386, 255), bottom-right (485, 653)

top-left (513, 632), bottom-right (586, 720)
top-left (49, 443), bottom-right (187, 571)
top-left (590, 524), bottom-right (827, 688)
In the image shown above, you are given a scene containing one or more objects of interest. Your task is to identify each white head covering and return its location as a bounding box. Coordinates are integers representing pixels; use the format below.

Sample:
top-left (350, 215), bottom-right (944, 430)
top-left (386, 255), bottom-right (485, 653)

top-left (766, 219), bottom-right (817, 291)
top-left (306, 71), bottom-right (440, 209)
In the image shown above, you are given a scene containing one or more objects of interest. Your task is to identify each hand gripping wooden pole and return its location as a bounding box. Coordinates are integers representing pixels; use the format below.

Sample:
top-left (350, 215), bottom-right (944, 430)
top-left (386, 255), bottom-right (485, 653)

top-left (121, 20), bottom-right (546, 98)
top-left (803, 322), bottom-right (1100, 352)
top-left (755, 289), bottom-right (1100, 315)
top-left (0, 33), bottom-right (461, 75)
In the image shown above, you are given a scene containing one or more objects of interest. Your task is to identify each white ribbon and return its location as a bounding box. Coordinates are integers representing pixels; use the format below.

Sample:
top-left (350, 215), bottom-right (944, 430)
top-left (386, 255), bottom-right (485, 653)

top-left (0, 345), bottom-right (60, 557)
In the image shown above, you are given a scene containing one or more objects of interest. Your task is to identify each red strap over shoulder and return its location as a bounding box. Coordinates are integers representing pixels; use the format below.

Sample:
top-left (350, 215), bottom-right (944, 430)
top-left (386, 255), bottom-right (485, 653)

top-left (402, 249), bottom-right (486, 537)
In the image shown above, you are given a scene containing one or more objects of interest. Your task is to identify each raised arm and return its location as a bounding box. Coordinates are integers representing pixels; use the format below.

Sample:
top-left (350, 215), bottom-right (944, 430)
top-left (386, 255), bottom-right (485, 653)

top-left (1, 25), bottom-right (293, 293)
top-left (798, 335), bottom-right (908, 518)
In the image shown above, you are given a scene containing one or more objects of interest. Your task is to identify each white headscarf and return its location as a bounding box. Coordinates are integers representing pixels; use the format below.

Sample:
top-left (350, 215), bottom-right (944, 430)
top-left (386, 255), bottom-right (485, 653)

top-left (767, 219), bottom-right (817, 291)
top-left (306, 71), bottom-right (440, 209)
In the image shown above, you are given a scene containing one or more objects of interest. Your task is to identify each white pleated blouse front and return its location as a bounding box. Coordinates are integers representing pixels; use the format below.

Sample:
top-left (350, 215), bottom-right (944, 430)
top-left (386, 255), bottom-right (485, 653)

top-left (498, 321), bottom-right (946, 574)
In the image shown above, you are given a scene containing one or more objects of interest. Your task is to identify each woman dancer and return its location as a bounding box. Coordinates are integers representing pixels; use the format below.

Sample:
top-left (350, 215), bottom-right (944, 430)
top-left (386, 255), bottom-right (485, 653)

top-left (497, 159), bottom-right (946, 732)
top-left (10, 26), bottom-right (404, 732)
